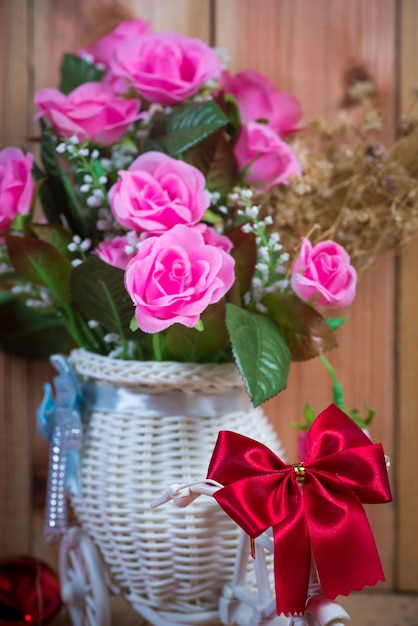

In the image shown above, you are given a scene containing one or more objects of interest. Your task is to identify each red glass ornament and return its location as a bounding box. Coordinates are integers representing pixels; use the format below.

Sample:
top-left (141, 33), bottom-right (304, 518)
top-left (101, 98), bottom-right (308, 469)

top-left (0, 556), bottom-right (62, 625)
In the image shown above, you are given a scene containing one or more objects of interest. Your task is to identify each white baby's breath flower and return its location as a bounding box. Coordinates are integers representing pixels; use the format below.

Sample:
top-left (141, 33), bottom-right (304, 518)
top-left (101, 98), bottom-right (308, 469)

top-left (26, 299), bottom-right (44, 308)
top-left (100, 158), bottom-right (112, 171)
top-left (104, 333), bottom-right (120, 344)
top-left (80, 184), bottom-right (90, 193)
top-left (255, 262), bottom-right (269, 275)
top-left (214, 47), bottom-right (231, 68)
top-left (80, 238), bottom-right (92, 252)
top-left (258, 247), bottom-right (269, 261)
top-left (79, 52), bottom-right (94, 64)
top-left (56, 143), bottom-right (66, 154)
top-left (108, 346), bottom-right (123, 358)
top-left (71, 259), bottom-right (83, 268)
top-left (86, 195), bottom-right (101, 207)
top-left (251, 277), bottom-right (263, 288)
top-left (96, 219), bottom-right (112, 231)
top-left (241, 223), bottom-right (253, 234)
top-left (245, 205), bottom-right (259, 219)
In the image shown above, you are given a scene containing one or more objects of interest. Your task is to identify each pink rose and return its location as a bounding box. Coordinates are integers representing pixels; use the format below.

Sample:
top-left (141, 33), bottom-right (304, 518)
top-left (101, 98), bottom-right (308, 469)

top-left (221, 69), bottom-right (303, 137)
top-left (109, 32), bottom-right (221, 105)
top-left (234, 121), bottom-right (302, 190)
top-left (0, 147), bottom-right (34, 233)
top-left (195, 223), bottom-right (233, 253)
top-left (291, 237), bottom-right (357, 308)
top-left (109, 151), bottom-right (210, 233)
top-left (94, 233), bottom-right (140, 269)
top-left (78, 18), bottom-right (151, 68)
top-left (34, 82), bottom-right (142, 145)
top-left (124, 224), bottom-right (235, 332)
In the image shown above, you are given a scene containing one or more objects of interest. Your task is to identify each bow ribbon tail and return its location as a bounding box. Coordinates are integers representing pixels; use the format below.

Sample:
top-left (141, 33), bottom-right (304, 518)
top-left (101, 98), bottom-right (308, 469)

top-left (272, 504), bottom-right (311, 616)
top-left (305, 472), bottom-right (385, 600)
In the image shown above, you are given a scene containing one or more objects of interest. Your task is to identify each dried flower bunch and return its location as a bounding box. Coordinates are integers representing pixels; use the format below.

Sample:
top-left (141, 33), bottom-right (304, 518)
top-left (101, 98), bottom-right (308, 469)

top-left (4, 16), bottom-right (410, 410)
top-left (258, 82), bottom-right (418, 275)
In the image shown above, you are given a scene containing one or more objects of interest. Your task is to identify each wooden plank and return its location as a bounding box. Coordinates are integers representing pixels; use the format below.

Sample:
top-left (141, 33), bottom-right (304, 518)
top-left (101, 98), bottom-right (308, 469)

top-left (396, 0), bottom-right (418, 592)
top-left (214, 0), bottom-right (397, 587)
top-left (126, 0), bottom-right (211, 39)
top-left (0, 0), bottom-right (30, 147)
top-left (0, 0), bottom-right (34, 557)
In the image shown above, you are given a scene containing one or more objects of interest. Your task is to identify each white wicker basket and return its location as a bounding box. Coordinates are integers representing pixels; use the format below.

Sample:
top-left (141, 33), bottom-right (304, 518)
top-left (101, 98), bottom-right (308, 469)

top-left (68, 348), bottom-right (284, 623)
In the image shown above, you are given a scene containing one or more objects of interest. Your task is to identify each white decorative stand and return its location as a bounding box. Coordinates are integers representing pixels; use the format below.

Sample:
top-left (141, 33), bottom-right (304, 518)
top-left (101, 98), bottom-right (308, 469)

top-left (152, 480), bottom-right (351, 626)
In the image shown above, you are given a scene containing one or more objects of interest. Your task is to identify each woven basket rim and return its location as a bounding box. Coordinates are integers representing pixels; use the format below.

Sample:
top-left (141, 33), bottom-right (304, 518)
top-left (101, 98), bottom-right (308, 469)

top-left (69, 348), bottom-right (246, 393)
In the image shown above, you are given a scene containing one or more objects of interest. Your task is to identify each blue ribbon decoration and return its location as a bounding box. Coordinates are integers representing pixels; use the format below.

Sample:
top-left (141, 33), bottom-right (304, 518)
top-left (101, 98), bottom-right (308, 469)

top-left (37, 354), bottom-right (82, 543)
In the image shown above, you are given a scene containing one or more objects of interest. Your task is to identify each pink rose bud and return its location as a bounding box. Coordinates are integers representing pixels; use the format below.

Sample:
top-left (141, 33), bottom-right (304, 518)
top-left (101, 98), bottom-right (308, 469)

top-left (0, 147), bottom-right (34, 233)
top-left (124, 224), bottom-right (235, 333)
top-left (78, 18), bottom-right (151, 69)
top-left (109, 32), bottom-right (221, 105)
top-left (195, 223), bottom-right (234, 254)
top-left (234, 121), bottom-right (302, 191)
top-left (109, 151), bottom-right (210, 233)
top-left (221, 69), bottom-right (303, 137)
top-left (291, 237), bottom-right (357, 308)
top-left (34, 82), bottom-right (143, 145)
top-left (94, 233), bottom-right (140, 270)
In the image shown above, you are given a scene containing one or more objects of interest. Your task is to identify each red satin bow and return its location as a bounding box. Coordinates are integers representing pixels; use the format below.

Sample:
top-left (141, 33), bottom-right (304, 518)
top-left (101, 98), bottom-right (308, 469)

top-left (207, 404), bottom-right (392, 616)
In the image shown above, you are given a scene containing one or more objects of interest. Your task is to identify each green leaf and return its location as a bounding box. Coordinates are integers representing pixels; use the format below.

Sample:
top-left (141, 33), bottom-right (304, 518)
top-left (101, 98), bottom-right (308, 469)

top-left (327, 317), bottom-right (348, 330)
top-left (60, 54), bottom-right (104, 94)
top-left (184, 129), bottom-right (238, 198)
top-left (166, 301), bottom-right (230, 362)
top-left (6, 234), bottom-right (72, 305)
top-left (0, 296), bottom-right (73, 358)
top-left (39, 123), bottom-right (88, 236)
top-left (262, 292), bottom-right (337, 361)
top-left (291, 403), bottom-right (317, 431)
top-left (226, 303), bottom-right (291, 407)
top-left (226, 227), bottom-right (256, 300)
top-left (59, 169), bottom-right (89, 236)
top-left (32, 164), bottom-right (62, 225)
top-left (344, 405), bottom-right (375, 428)
top-left (28, 223), bottom-right (74, 258)
top-left (70, 255), bottom-right (137, 339)
top-left (151, 101), bottom-right (229, 156)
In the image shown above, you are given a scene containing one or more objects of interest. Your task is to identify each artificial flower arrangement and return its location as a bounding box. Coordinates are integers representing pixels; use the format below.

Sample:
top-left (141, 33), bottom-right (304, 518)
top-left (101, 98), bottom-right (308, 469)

top-left (0, 15), bottom-right (403, 411)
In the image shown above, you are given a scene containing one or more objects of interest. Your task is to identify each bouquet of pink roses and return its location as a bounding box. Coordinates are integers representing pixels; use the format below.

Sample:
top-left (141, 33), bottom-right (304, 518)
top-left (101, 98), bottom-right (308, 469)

top-left (0, 18), bottom-right (357, 406)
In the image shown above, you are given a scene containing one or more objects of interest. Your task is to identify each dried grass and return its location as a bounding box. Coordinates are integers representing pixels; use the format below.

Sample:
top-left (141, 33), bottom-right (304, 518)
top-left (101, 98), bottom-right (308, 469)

top-left (257, 83), bottom-right (418, 275)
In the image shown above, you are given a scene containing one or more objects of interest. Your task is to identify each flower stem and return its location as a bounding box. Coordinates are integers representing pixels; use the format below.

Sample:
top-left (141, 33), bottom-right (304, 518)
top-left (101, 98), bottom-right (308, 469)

top-left (318, 354), bottom-right (345, 409)
top-left (152, 332), bottom-right (163, 361)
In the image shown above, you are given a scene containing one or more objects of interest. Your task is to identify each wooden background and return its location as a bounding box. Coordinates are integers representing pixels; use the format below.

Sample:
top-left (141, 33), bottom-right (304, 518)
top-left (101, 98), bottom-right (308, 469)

top-left (0, 0), bottom-right (417, 614)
